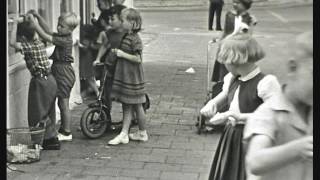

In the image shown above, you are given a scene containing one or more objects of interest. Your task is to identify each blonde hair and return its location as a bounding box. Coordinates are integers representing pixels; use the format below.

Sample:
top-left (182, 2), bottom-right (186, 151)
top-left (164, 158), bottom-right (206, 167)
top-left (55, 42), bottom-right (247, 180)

top-left (296, 31), bottom-right (313, 57)
top-left (217, 33), bottom-right (265, 65)
top-left (59, 12), bottom-right (80, 31)
top-left (122, 8), bottom-right (142, 33)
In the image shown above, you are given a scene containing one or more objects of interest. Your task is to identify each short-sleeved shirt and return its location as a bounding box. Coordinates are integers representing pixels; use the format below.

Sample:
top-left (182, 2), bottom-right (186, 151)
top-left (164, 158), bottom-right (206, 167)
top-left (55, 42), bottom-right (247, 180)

top-left (20, 39), bottom-right (51, 76)
top-left (50, 33), bottom-right (74, 63)
top-left (243, 94), bottom-right (313, 180)
top-left (221, 68), bottom-right (281, 113)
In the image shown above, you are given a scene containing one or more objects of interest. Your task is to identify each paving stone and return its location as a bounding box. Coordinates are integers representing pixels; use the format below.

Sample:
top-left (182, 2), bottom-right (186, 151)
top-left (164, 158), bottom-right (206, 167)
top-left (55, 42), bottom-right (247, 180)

top-left (144, 162), bottom-right (181, 171)
top-left (12, 173), bottom-right (59, 180)
top-left (130, 154), bottom-right (167, 163)
top-left (166, 156), bottom-right (206, 165)
top-left (171, 142), bottom-right (204, 150)
top-left (82, 166), bottom-right (120, 176)
top-left (120, 169), bottom-right (161, 179)
top-left (104, 160), bottom-right (144, 169)
top-left (181, 164), bottom-right (211, 173)
top-left (160, 171), bottom-right (199, 180)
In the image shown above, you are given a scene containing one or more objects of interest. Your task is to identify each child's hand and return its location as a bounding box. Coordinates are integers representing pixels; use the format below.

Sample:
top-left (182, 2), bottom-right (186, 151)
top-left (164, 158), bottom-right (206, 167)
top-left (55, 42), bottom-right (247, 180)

top-left (27, 9), bottom-right (38, 17)
top-left (25, 14), bottom-right (36, 24)
top-left (200, 101), bottom-right (217, 117)
top-left (112, 48), bottom-right (124, 58)
top-left (92, 60), bottom-right (100, 66)
top-left (293, 136), bottom-right (313, 161)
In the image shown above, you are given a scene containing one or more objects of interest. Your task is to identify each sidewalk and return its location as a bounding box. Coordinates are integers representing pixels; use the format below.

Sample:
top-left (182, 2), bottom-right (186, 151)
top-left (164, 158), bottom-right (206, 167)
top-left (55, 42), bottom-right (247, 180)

top-left (7, 32), bottom-right (221, 180)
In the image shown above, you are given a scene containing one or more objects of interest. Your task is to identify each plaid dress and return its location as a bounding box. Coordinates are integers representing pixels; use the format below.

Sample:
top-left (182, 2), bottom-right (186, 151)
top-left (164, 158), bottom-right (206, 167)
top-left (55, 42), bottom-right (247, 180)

top-left (111, 33), bottom-right (146, 104)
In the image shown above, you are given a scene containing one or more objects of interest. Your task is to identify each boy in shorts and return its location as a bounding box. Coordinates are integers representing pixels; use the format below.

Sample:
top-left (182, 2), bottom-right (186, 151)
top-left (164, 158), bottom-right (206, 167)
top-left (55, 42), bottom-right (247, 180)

top-left (29, 10), bottom-right (79, 142)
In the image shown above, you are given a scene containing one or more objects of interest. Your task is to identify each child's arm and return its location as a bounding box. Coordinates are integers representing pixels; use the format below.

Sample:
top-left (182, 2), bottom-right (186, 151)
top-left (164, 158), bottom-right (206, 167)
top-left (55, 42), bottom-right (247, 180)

top-left (113, 49), bottom-right (142, 64)
top-left (246, 135), bottom-right (313, 175)
top-left (200, 91), bottom-right (228, 117)
top-left (93, 41), bottom-right (110, 65)
top-left (9, 18), bottom-right (22, 50)
top-left (27, 14), bottom-right (53, 43)
top-left (28, 10), bottom-right (53, 35)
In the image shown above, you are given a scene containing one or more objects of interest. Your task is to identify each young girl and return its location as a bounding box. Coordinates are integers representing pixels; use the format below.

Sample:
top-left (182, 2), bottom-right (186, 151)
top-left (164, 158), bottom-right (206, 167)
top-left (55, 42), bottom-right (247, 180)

top-left (200, 33), bottom-right (281, 180)
top-left (211, 0), bottom-right (257, 82)
top-left (244, 32), bottom-right (313, 180)
top-left (108, 8), bottom-right (148, 145)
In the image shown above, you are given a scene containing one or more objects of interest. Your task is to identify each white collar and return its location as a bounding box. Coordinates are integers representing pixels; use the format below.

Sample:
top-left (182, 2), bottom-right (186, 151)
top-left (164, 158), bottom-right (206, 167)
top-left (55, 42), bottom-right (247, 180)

top-left (239, 67), bottom-right (261, 81)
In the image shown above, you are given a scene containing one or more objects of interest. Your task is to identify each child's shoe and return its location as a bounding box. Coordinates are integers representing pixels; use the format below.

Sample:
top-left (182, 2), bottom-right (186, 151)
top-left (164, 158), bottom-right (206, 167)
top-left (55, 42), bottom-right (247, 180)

top-left (42, 137), bottom-right (60, 150)
top-left (129, 130), bottom-right (148, 142)
top-left (108, 132), bottom-right (129, 145)
top-left (57, 128), bottom-right (72, 142)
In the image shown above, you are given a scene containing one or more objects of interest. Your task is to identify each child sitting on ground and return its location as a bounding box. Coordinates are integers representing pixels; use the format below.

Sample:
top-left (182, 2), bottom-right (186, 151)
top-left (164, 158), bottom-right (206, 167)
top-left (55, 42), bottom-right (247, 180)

top-left (9, 15), bottom-right (60, 150)
top-left (200, 33), bottom-right (281, 180)
top-left (28, 10), bottom-right (79, 142)
top-left (244, 31), bottom-right (313, 180)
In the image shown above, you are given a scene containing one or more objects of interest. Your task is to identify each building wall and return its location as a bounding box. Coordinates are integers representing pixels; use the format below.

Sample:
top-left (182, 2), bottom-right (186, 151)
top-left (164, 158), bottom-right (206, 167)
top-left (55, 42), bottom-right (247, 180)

top-left (7, 0), bottom-right (81, 129)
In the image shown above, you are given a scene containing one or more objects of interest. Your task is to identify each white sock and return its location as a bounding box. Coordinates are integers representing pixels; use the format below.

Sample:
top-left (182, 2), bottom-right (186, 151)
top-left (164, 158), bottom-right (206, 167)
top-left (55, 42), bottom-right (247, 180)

top-left (139, 130), bottom-right (147, 136)
top-left (120, 132), bottom-right (128, 137)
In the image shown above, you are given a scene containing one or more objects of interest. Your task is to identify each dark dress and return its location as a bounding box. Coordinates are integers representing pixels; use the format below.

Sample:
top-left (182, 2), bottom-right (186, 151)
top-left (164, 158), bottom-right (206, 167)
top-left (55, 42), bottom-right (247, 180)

top-left (211, 11), bottom-right (255, 82)
top-left (111, 33), bottom-right (146, 104)
top-left (208, 73), bottom-right (265, 180)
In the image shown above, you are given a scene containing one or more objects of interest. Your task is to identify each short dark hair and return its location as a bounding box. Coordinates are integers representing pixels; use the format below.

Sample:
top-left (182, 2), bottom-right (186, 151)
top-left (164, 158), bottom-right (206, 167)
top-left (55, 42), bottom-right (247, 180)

top-left (110, 4), bottom-right (126, 17)
top-left (17, 21), bottom-right (36, 41)
top-left (239, 0), bottom-right (253, 9)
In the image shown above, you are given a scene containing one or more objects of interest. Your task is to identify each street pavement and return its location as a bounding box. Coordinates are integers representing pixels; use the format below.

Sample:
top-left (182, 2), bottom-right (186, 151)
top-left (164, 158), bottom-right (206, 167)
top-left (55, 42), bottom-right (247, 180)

top-left (7, 4), bottom-right (312, 180)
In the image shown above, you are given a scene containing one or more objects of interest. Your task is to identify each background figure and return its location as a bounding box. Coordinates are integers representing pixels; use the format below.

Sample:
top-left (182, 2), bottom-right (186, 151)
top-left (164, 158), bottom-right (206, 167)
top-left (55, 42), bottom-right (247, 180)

top-left (208, 0), bottom-right (224, 31)
top-left (79, 24), bottom-right (100, 99)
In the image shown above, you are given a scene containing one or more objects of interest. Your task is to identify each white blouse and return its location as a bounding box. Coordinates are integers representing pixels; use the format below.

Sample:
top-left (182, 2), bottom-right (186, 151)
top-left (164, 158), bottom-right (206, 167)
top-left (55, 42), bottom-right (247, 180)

top-left (222, 67), bottom-right (282, 113)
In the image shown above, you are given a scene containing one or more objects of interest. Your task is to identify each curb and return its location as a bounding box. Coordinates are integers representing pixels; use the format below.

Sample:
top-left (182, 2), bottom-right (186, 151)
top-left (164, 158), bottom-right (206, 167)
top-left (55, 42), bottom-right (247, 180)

top-left (136, 2), bottom-right (312, 12)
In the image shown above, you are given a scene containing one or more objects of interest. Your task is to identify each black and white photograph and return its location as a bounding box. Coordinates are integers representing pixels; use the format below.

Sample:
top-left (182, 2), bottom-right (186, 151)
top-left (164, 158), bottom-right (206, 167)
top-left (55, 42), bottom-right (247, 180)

top-left (7, 0), bottom-right (313, 179)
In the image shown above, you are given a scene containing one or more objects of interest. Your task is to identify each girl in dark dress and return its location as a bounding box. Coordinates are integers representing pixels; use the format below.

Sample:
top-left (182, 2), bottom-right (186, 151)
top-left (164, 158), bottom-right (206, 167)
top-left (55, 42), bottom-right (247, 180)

top-left (211, 0), bottom-right (257, 82)
top-left (201, 33), bottom-right (281, 180)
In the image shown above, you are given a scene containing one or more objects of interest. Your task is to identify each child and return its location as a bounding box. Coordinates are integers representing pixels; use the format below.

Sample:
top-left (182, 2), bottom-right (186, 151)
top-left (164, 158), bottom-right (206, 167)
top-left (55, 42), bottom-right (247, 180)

top-left (244, 31), bottom-right (313, 180)
top-left (92, 0), bottom-right (113, 31)
top-left (200, 33), bottom-right (281, 180)
top-left (28, 10), bottom-right (79, 142)
top-left (107, 8), bottom-right (148, 145)
top-left (93, 5), bottom-right (127, 109)
top-left (211, 0), bottom-right (257, 82)
top-left (78, 24), bottom-right (100, 98)
top-left (9, 15), bottom-right (60, 150)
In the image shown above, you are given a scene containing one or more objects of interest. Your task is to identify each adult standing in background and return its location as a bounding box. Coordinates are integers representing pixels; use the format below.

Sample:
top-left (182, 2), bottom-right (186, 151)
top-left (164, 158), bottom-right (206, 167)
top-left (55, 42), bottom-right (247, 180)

top-left (208, 0), bottom-right (224, 31)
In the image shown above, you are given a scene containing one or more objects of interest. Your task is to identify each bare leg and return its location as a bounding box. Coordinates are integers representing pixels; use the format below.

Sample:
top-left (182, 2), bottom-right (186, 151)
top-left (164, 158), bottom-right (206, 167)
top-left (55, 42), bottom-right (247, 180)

top-left (87, 78), bottom-right (99, 97)
top-left (58, 97), bottom-right (72, 133)
top-left (133, 104), bottom-right (146, 131)
top-left (121, 103), bottom-right (132, 134)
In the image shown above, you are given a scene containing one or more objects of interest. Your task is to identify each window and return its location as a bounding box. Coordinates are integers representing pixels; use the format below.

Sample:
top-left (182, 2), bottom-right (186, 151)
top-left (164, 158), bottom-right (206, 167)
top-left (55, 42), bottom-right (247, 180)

top-left (7, 0), bottom-right (60, 65)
